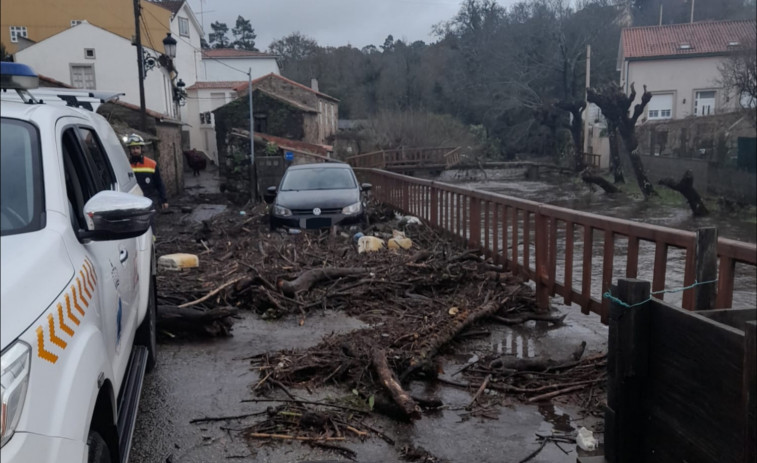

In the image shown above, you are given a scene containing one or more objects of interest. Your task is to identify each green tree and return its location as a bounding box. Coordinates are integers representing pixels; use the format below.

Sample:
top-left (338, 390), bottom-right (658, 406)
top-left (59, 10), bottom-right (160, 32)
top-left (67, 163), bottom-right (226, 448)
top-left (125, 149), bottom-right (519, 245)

top-left (209, 21), bottom-right (230, 48)
top-left (232, 15), bottom-right (257, 51)
top-left (0, 42), bottom-right (12, 61)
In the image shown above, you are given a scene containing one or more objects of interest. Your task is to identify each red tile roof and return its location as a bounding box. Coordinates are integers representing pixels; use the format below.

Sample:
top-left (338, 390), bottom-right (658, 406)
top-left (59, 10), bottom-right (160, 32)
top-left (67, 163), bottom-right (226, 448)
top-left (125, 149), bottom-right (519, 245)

top-left (38, 74), bottom-right (73, 88)
top-left (149, 0), bottom-right (185, 15)
top-left (232, 73), bottom-right (339, 102)
top-left (621, 19), bottom-right (756, 59)
top-left (254, 133), bottom-right (332, 157)
top-left (186, 81), bottom-right (248, 91)
top-left (202, 48), bottom-right (276, 59)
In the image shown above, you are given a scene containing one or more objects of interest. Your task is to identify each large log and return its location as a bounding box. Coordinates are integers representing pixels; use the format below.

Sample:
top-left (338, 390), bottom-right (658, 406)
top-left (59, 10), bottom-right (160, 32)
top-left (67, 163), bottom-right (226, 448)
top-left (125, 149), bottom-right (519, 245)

top-left (372, 348), bottom-right (422, 420)
top-left (400, 299), bottom-right (502, 382)
top-left (278, 267), bottom-right (369, 297)
top-left (157, 305), bottom-right (238, 337)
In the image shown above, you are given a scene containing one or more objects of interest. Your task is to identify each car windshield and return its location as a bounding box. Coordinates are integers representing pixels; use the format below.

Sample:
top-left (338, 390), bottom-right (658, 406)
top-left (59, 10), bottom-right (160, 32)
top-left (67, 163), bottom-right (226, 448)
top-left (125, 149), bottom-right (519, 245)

top-left (280, 166), bottom-right (357, 191)
top-left (1, 118), bottom-right (43, 236)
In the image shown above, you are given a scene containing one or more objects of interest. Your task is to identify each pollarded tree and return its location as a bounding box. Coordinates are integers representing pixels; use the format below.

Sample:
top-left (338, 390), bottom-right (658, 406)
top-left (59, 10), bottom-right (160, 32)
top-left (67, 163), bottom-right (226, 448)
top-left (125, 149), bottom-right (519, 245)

top-left (587, 82), bottom-right (656, 198)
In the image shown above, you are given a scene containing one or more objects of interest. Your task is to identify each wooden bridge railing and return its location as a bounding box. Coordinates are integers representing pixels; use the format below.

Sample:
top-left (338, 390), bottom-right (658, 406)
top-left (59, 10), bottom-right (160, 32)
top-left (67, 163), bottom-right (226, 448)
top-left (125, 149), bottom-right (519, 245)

top-left (357, 168), bottom-right (757, 323)
top-left (346, 147), bottom-right (460, 170)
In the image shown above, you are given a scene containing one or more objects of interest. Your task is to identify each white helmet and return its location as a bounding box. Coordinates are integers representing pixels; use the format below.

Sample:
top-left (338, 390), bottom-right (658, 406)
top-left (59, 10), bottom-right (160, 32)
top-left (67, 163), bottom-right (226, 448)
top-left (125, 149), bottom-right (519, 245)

top-left (126, 134), bottom-right (146, 147)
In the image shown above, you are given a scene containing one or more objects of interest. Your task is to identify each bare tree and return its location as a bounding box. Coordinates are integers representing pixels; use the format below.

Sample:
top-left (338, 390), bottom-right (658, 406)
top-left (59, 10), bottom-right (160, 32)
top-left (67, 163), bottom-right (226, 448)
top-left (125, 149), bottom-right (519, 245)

top-left (718, 30), bottom-right (757, 127)
top-left (587, 82), bottom-right (656, 198)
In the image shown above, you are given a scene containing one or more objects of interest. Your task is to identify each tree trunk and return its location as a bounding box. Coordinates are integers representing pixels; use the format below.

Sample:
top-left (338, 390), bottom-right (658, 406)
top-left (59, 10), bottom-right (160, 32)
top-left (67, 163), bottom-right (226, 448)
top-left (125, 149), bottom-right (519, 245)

top-left (658, 170), bottom-right (709, 216)
top-left (581, 169), bottom-right (620, 193)
top-left (157, 305), bottom-right (238, 337)
top-left (607, 124), bottom-right (625, 183)
top-left (588, 82), bottom-right (655, 197)
top-left (278, 268), bottom-right (369, 297)
top-left (372, 349), bottom-right (422, 420)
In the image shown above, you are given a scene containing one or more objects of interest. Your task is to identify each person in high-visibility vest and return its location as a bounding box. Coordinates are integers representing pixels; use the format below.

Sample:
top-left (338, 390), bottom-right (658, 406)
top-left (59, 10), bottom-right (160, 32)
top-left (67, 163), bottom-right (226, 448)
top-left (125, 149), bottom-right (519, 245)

top-left (126, 134), bottom-right (168, 210)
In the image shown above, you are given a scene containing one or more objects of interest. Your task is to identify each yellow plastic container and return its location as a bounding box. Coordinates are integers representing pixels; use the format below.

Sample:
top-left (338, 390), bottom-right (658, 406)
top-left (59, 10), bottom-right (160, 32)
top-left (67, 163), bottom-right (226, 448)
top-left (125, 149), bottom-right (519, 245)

top-left (158, 253), bottom-right (199, 270)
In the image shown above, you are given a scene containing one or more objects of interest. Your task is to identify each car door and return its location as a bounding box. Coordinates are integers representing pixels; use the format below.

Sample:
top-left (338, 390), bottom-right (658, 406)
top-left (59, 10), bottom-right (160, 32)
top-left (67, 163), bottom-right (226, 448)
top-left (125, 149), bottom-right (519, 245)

top-left (58, 121), bottom-right (138, 389)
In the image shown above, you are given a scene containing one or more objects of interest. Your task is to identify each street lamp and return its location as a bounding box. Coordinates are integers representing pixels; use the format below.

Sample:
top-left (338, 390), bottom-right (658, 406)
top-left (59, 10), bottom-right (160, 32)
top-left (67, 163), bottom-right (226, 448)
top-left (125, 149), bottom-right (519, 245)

top-left (162, 33), bottom-right (177, 59)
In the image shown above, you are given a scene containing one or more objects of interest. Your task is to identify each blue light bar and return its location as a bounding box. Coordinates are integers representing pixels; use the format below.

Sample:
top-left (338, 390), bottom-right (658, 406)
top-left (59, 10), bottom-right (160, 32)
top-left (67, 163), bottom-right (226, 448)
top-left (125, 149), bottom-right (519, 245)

top-left (0, 62), bottom-right (39, 90)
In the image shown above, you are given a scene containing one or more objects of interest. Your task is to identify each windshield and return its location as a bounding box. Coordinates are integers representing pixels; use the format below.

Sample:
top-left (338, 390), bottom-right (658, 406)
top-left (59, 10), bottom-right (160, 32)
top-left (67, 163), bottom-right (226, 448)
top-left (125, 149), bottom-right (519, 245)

top-left (1, 118), bottom-right (43, 236)
top-left (280, 167), bottom-right (357, 191)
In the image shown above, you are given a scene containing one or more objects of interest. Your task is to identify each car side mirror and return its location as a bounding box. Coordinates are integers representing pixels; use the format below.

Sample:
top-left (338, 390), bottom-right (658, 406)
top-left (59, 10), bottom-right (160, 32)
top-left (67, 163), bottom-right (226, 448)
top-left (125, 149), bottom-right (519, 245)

top-left (361, 183), bottom-right (372, 192)
top-left (80, 191), bottom-right (154, 241)
top-left (264, 186), bottom-right (277, 204)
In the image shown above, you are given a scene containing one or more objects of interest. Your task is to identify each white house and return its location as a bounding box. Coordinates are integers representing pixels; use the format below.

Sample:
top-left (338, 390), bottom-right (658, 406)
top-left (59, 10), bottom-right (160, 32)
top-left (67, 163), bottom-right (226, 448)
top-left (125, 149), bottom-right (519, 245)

top-left (183, 49), bottom-right (280, 162)
top-left (15, 21), bottom-right (178, 118)
top-left (151, 0), bottom-right (203, 123)
top-left (618, 19), bottom-right (756, 121)
top-left (198, 48), bottom-right (280, 81)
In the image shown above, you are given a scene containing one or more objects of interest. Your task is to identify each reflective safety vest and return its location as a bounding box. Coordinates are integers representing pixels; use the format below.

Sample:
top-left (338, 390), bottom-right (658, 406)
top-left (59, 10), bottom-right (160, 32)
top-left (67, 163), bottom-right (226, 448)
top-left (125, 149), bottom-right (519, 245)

top-left (130, 156), bottom-right (167, 204)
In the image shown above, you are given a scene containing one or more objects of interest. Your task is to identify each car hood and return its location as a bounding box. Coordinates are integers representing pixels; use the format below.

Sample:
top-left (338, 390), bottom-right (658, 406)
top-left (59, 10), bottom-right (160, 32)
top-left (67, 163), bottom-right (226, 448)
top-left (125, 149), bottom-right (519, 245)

top-left (1, 229), bottom-right (74, 350)
top-left (276, 189), bottom-right (360, 210)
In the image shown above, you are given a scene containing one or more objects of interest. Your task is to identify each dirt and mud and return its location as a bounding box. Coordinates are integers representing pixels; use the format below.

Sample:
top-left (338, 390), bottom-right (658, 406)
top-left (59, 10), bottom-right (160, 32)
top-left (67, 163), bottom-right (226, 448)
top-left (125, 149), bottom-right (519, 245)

top-left (130, 169), bottom-right (608, 463)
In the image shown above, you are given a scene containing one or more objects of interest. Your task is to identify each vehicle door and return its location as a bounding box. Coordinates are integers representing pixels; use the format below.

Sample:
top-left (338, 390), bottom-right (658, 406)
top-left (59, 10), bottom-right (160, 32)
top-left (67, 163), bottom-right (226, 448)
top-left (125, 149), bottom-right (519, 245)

top-left (58, 120), bottom-right (138, 390)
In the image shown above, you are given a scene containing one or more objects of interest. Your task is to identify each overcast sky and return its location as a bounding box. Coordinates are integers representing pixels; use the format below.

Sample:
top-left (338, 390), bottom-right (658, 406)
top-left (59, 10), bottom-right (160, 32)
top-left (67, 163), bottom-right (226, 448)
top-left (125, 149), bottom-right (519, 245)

top-left (186, 0), bottom-right (507, 51)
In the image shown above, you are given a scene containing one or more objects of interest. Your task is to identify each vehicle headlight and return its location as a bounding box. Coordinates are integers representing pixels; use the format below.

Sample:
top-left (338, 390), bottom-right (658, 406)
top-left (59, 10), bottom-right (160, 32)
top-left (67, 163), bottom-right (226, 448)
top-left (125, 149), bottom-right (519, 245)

top-left (273, 205), bottom-right (292, 217)
top-left (342, 202), bottom-right (361, 215)
top-left (1, 341), bottom-right (31, 447)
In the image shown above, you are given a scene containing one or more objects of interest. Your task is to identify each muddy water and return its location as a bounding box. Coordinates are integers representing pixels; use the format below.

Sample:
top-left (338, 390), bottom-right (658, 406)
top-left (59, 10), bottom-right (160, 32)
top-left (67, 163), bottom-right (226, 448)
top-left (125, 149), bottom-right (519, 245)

top-left (441, 168), bottom-right (757, 309)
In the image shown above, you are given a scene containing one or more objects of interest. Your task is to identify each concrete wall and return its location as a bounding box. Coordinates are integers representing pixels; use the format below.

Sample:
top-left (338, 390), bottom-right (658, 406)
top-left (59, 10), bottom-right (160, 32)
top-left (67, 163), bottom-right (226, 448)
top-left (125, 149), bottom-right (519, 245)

top-left (623, 56), bottom-right (740, 119)
top-left (636, 112), bottom-right (756, 161)
top-left (640, 154), bottom-right (757, 204)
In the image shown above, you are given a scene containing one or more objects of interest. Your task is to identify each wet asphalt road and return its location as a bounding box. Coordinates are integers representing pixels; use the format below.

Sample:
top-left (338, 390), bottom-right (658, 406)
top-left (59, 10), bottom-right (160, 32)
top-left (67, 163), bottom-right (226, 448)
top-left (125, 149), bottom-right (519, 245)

top-left (129, 166), bottom-right (610, 462)
top-left (129, 305), bottom-right (607, 463)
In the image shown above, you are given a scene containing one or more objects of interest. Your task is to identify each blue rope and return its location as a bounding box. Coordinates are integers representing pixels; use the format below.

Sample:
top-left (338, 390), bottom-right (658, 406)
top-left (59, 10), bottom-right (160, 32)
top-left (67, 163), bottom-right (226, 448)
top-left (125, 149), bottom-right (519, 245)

top-left (602, 279), bottom-right (718, 308)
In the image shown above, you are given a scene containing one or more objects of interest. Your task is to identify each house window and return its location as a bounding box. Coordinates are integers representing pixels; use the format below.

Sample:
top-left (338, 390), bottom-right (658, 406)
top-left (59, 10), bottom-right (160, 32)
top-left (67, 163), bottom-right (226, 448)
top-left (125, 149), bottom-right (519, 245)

top-left (254, 115), bottom-right (267, 134)
top-left (647, 93), bottom-right (673, 120)
top-left (178, 17), bottom-right (190, 37)
top-left (84, 48), bottom-right (95, 59)
top-left (695, 90), bottom-right (716, 116)
top-left (71, 20), bottom-right (84, 27)
top-left (9, 26), bottom-right (27, 43)
top-left (70, 64), bottom-right (95, 89)
top-left (200, 112), bottom-right (212, 125)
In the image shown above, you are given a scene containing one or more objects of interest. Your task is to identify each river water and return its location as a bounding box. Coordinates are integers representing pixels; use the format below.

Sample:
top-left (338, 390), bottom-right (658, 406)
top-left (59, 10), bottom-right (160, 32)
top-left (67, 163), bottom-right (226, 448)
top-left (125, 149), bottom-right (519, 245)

top-left (438, 168), bottom-right (757, 309)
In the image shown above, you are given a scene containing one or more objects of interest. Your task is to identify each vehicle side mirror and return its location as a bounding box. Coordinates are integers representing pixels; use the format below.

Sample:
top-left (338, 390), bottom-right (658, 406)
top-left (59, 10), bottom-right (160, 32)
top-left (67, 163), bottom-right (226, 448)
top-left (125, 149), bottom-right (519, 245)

top-left (361, 183), bottom-right (372, 192)
top-left (80, 191), bottom-right (153, 241)
top-left (263, 186), bottom-right (277, 204)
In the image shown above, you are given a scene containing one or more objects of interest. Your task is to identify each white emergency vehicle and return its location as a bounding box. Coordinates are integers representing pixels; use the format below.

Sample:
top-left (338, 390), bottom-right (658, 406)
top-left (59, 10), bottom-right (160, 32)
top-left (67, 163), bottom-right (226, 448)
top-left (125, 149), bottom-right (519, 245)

top-left (1, 62), bottom-right (157, 463)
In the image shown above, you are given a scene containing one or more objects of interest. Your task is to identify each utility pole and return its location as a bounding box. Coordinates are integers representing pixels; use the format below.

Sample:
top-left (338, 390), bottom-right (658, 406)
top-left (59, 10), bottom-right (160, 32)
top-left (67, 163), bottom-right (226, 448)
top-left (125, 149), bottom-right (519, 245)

top-left (248, 68), bottom-right (256, 202)
top-left (690, 0), bottom-right (695, 23)
top-left (583, 44), bottom-right (591, 156)
top-left (133, 0), bottom-right (147, 131)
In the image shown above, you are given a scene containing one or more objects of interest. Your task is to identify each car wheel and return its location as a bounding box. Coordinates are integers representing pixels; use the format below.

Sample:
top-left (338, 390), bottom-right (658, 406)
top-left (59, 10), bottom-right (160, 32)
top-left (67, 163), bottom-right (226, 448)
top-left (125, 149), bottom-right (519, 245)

top-left (135, 273), bottom-right (157, 372)
top-left (87, 431), bottom-right (112, 463)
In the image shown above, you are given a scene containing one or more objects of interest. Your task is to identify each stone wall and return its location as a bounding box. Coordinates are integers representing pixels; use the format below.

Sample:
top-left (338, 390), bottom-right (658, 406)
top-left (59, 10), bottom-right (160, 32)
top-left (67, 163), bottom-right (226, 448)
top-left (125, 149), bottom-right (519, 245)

top-left (154, 124), bottom-right (184, 197)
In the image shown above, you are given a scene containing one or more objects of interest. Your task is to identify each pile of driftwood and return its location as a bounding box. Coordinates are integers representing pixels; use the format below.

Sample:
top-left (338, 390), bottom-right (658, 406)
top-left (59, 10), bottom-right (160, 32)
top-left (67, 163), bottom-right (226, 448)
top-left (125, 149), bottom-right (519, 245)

top-left (156, 194), bottom-right (605, 447)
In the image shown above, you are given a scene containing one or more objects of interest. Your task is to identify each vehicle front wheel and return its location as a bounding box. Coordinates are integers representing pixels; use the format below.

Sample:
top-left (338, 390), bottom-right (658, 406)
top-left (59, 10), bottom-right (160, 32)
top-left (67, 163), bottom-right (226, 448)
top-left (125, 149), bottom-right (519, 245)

top-left (87, 431), bottom-right (112, 463)
top-left (135, 273), bottom-right (157, 372)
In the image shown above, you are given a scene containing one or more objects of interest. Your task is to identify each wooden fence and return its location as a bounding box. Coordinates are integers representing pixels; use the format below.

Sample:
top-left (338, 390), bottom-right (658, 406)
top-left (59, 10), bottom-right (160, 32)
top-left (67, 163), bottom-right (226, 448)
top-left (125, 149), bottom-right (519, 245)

top-left (347, 147), bottom-right (460, 170)
top-left (606, 279), bottom-right (756, 462)
top-left (357, 168), bottom-right (757, 322)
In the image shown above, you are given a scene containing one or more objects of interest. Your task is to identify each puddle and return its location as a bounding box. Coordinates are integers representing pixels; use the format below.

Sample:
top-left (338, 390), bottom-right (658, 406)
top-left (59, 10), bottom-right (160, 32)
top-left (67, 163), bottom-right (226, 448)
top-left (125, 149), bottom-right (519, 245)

top-left (188, 204), bottom-right (227, 223)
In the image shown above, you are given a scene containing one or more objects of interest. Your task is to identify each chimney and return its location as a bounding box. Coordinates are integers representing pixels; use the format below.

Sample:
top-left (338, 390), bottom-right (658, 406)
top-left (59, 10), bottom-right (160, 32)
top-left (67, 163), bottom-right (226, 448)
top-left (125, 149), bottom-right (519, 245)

top-left (311, 78), bottom-right (319, 92)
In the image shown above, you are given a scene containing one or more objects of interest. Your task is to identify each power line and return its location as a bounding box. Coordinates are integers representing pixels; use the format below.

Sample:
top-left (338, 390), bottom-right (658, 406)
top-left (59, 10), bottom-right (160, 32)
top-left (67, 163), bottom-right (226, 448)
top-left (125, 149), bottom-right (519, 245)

top-left (142, 6), bottom-right (252, 76)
